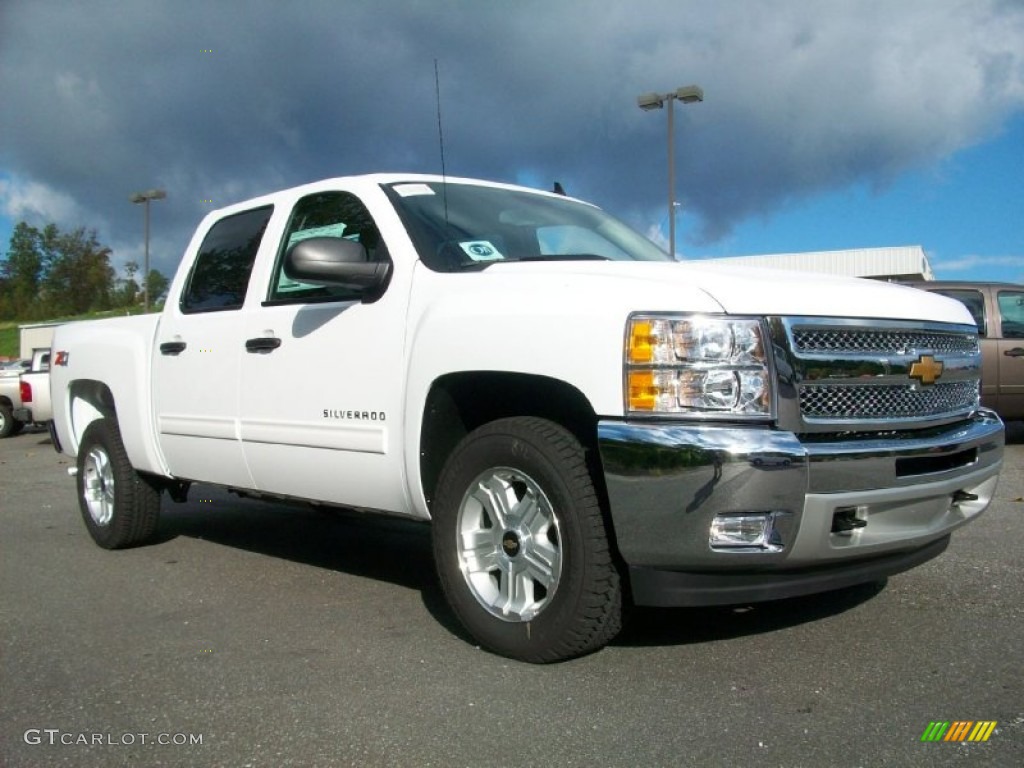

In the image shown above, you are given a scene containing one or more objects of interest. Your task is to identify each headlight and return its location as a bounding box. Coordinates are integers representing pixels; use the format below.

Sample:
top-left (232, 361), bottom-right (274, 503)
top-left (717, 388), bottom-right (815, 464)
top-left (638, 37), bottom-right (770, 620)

top-left (625, 315), bottom-right (773, 418)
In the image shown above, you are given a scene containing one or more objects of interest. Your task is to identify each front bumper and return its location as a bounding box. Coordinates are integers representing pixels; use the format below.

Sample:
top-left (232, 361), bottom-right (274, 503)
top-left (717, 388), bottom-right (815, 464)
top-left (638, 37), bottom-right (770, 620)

top-left (597, 409), bottom-right (1004, 606)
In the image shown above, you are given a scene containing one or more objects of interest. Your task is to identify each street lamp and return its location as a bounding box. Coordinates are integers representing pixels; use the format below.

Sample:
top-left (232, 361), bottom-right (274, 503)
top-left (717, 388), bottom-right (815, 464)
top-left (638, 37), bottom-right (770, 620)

top-left (637, 84), bottom-right (703, 259)
top-left (129, 188), bottom-right (167, 312)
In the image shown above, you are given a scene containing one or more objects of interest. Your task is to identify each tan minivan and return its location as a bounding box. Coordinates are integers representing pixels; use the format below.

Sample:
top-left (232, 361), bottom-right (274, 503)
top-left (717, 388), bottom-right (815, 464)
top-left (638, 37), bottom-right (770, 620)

top-left (905, 281), bottom-right (1024, 421)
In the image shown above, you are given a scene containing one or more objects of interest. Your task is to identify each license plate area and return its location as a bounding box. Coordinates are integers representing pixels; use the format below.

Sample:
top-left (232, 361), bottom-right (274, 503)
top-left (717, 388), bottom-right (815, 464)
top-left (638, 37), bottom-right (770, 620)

top-left (895, 448), bottom-right (977, 478)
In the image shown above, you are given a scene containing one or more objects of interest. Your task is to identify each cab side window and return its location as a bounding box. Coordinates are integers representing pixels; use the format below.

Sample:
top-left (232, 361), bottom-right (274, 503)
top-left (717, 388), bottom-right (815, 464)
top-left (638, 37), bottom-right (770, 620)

top-left (181, 206), bottom-right (274, 313)
top-left (933, 289), bottom-right (986, 335)
top-left (997, 290), bottom-right (1024, 339)
top-left (268, 191), bottom-right (388, 304)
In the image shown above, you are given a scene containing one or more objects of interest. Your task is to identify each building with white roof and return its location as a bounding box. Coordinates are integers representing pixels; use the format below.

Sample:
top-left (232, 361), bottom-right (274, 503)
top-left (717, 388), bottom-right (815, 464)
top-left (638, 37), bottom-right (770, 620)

top-left (704, 245), bottom-right (933, 282)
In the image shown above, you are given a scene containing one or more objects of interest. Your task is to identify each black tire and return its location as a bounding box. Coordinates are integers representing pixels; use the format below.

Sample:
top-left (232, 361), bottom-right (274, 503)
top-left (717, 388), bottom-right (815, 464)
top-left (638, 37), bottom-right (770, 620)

top-left (10, 419), bottom-right (24, 436)
top-left (76, 418), bottom-right (162, 549)
top-left (432, 417), bottom-right (622, 663)
top-left (0, 404), bottom-right (15, 438)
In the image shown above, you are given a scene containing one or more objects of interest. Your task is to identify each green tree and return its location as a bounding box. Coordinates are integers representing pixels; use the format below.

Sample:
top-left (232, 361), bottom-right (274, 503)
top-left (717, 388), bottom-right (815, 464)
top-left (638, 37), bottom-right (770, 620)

top-left (0, 222), bottom-right (45, 319)
top-left (0, 221), bottom-right (162, 319)
top-left (145, 268), bottom-right (170, 308)
top-left (113, 260), bottom-right (141, 308)
top-left (41, 226), bottom-right (116, 315)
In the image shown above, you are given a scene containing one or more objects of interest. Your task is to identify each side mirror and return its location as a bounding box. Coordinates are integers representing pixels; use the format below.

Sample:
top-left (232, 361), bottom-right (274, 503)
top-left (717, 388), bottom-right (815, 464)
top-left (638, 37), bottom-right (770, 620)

top-left (284, 237), bottom-right (390, 292)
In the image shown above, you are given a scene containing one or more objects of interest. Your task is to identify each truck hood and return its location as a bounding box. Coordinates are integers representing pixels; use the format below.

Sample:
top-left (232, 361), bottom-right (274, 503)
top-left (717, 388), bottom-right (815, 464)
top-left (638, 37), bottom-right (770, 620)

top-left (483, 260), bottom-right (974, 325)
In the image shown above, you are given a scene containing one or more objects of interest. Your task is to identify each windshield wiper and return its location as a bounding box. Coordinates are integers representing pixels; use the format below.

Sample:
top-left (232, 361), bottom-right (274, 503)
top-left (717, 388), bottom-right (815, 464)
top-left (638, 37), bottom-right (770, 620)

top-left (512, 254), bottom-right (612, 262)
top-left (454, 260), bottom-right (497, 271)
top-left (454, 253), bottom-right (612, 271)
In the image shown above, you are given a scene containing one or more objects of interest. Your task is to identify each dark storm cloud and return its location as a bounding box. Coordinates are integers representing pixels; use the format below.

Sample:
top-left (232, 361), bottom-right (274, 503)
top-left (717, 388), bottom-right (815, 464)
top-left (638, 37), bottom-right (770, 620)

top-left (1, 0), bottom-right (1022, 273)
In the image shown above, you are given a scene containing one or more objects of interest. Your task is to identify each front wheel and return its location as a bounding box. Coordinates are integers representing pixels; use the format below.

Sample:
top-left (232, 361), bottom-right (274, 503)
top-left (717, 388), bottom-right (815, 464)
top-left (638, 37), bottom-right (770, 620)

top-left (432, 417), bottom-right (622, 663)
top-left (77, 418), bottom-right (162, 549)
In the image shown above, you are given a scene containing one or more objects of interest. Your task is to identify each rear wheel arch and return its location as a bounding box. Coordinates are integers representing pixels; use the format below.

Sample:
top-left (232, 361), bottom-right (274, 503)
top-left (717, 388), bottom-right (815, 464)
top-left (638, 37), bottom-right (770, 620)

top-left (68, 380), bottom-right (117, 449)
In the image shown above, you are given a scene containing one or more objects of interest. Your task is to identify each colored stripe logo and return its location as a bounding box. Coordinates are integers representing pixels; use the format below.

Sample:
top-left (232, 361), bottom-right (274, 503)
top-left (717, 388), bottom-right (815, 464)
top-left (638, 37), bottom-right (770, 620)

top-left (921, 721), bottom-right (997, 742)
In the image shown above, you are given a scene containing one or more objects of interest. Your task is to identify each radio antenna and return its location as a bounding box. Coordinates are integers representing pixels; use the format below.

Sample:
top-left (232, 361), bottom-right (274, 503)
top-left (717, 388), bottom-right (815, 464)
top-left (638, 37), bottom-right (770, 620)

top-left (434, 59), bottom-right (449, 225)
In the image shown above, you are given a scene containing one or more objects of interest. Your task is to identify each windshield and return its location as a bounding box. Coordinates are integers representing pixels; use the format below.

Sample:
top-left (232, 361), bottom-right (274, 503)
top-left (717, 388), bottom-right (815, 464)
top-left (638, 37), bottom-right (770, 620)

top-left (383, 181), bottom-right (670, 272)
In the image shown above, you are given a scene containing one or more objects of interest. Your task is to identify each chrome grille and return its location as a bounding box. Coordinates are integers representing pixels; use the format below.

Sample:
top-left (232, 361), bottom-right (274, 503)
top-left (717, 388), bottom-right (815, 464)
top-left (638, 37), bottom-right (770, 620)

top-left (792, 328), bottom-right (978, 355)
top-left (800, 381), bottom-right (980, 421)
top-left (776, 317), bottom-right (982, 432)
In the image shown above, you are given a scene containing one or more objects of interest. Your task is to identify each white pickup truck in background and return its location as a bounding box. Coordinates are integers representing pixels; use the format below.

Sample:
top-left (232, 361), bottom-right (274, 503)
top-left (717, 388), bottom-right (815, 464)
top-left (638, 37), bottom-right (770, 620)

top-left (0, 361), bottom-right (28, 437)
top-left (0, 348), bottom-right (50, 437)
top-left (49, 174), bottom-right (1004, 662)
top-left (15, 347), bottom-right (53, 428)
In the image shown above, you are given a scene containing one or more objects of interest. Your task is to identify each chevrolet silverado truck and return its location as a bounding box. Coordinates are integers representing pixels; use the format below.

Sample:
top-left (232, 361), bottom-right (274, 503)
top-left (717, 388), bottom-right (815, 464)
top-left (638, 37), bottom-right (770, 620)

top-left (49, 174), bottom-right (1005, 662)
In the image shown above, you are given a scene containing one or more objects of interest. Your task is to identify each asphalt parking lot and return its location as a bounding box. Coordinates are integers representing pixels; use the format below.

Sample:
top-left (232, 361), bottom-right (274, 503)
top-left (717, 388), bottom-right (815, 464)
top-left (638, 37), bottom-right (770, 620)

top-left (2, 424), bottom-right (1022, 768)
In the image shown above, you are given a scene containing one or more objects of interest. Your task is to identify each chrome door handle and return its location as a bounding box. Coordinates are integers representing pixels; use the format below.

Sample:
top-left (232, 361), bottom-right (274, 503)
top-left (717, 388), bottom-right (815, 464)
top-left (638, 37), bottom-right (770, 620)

top-left (159, 341), bottom-right (187, 356)
top-left (245, 337), bottom-right (282, 353)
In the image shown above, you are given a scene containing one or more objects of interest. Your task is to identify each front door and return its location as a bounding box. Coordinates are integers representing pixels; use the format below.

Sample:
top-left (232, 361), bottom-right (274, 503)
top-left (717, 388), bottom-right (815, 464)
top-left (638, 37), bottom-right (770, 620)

top-left (237, 189), bottom-right (411, 514)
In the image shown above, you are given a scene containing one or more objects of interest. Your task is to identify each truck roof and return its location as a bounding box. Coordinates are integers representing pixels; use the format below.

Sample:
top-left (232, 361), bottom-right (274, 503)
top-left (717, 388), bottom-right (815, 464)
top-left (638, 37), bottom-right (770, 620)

top-left (205, 174), bottom-right (582, 218)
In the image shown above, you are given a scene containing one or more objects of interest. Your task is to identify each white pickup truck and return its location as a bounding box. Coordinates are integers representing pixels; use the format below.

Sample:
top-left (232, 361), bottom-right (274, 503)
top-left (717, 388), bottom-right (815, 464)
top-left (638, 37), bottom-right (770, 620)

top-left (15, 347), bottom-right (53, 428)
top-left (0, 348), bottom-right (50, 437)
top-left (0, 362), bottom-right (28, 437)
top-left (49, 174), bottom-right (1004, 662)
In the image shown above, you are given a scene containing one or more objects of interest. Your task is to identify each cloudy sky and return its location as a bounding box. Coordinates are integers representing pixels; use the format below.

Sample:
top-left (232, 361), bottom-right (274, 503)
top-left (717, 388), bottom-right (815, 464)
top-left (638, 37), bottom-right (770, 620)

top-left (1, 0), bottom-right (1022, 283)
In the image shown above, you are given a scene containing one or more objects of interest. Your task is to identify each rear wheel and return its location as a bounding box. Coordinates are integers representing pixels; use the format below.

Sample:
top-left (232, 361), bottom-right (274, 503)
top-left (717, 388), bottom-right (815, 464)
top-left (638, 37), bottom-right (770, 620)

top-left (77, 419), bottom-right (162, 549)
top-left (432, 417), bottom-right (622, 662)
top-left (0, 404), bottom-right (17, 438)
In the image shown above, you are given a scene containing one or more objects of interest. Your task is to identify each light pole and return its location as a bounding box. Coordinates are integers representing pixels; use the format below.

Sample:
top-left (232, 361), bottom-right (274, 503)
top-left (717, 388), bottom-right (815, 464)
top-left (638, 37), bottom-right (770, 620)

top-left (130, 188), bottom-right (166, 312)
top-left (637, 84), bottom-right (703, 259)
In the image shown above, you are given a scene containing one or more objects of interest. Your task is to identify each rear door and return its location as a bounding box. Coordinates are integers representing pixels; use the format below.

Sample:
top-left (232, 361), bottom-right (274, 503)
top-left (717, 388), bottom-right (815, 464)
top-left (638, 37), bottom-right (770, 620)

top-left (152, 205), bottom-right (275, 486)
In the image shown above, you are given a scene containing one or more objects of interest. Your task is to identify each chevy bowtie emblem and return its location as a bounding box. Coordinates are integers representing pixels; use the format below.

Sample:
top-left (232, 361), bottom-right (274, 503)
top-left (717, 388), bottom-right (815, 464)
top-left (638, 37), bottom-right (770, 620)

top-left (909, 355), bottom-right (944, 385)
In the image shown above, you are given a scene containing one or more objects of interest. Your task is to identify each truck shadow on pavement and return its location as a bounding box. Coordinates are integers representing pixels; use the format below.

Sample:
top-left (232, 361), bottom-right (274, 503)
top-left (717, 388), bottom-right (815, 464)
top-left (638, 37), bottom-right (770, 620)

top-left (155, 486), bottom-right (472, 642)
top-left (613, 581), bottom-right (885, 649)
top-left (6, 423), bottom-right (53, 445)
top-left (157, 485), bottom-right (889, 652)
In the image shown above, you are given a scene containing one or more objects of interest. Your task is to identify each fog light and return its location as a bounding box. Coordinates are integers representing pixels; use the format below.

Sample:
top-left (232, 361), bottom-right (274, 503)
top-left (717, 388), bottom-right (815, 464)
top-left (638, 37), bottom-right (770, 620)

top-left (710, 512), bottom-right (784, 552)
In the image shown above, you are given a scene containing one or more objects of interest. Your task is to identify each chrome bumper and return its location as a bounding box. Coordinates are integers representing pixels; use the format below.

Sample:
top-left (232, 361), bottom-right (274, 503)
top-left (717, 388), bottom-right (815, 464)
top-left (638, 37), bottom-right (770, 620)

top-left (597, 409), bottom-right (1004, 606)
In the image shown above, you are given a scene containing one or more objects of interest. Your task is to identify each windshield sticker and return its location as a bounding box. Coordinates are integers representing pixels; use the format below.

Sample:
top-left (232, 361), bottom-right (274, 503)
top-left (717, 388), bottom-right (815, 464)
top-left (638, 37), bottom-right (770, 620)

top-left (393, 183), bottom-right (436, 197)
top-left (460, 241), bottom-right (504, 261)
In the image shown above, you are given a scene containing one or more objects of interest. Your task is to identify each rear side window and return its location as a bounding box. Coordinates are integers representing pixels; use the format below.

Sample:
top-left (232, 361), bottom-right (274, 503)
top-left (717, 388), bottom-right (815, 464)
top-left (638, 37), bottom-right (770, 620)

top-left (997, 290), bottom-right (1024, 338)
top-left (181, 206), bottom-right (274, 313)
top-left (932, 289), bottom-right (986, 335)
